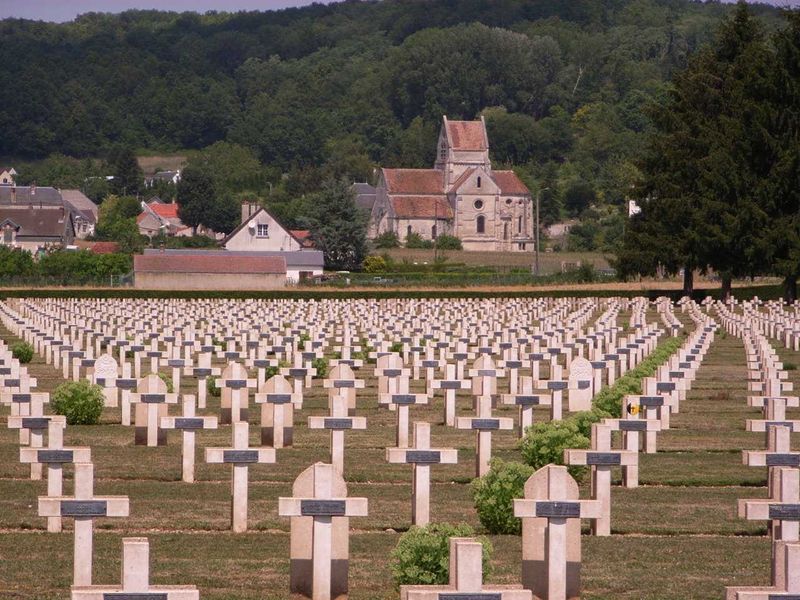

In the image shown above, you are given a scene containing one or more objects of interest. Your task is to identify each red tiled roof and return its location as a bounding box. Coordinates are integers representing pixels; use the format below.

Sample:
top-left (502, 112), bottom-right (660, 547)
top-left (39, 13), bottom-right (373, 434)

top-left (390, 196), bottom-right (453, 219)
top-left (289, 229), bottom-right (315, 248)
top-left (493, 171), bottom-right (530, 195)
top-left (446, 120), bottom-right (488, 151)
top-left (448, 167), bottom-right (477, 193)
top-left (75, 241), bottom-right (119, 254)
top-left (382, 169), bottom-right (444, 195)
top-left (134, 254), bottom-right (286, 274)
top-left (149, 202), bottom-right (179, 219)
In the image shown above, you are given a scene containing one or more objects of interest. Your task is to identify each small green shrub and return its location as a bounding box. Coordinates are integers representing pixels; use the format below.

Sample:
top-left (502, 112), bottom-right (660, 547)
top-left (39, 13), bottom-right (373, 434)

top-left (519, 419), bottom-right (589, 479)
top-left (373, 231), bottom-right (400, 249)
top-left (363, 255), bottom-right (388, 273)
top-left (11, 341), bottom-right (34, 364)
top-left (784, 362), bottom-right (797, 371)
top-left (391, 523), bottom-right (491, 586)
top-left (390, 341), bottom-right (404, 353)
top-left (434, 235), bottom-right (462, 250)
top-left (312, 357), bottom-right (329, 378)
top-left (207, 375), bottom-right (221, 398)
top-left (157, 372), bottom-right (174, 393)
top-left (265, 359), bottom-right (290, 380)
top-left (51, 381), bottom-right (105, 425)
top-left (471, 459), bottom-right (533, 535)
top-left (405, 232), bottom-right (434, 249)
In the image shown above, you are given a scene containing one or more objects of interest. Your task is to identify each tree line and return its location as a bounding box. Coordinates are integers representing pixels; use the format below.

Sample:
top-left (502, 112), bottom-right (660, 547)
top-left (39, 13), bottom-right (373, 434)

top-left (618, 3), bottom-right (800, 300)
top-left (0, 0), bottom-right (787, 240)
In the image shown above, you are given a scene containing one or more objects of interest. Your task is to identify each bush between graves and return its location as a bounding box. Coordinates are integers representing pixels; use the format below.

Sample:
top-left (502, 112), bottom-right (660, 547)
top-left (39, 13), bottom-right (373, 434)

top-left (471, 459), bottom-right (533, 535)
top-left (391, 522), bottom-right (492, 586)
top-left (11, 341), bottom-right (34, 364)
top-left (157, 373), bottom-right (174, 393)
top-left (51, 380), bottom-right (105, 425)
top-left (207, 376), bottom-right (221, 398)
top-left (519, 420), bottom-right (590, 479)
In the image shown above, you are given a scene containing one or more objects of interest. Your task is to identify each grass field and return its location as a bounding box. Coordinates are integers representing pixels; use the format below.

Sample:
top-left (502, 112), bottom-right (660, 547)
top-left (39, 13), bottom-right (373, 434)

top-left (380, 249), bottom-right (611, 274)
top-left (0, 308), bottom-right (789, 599)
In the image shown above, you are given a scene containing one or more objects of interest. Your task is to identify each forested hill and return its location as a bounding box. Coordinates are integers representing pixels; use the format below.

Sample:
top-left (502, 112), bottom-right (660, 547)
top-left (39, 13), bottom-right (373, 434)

top-left (0, 0), bottom-right (785, 205)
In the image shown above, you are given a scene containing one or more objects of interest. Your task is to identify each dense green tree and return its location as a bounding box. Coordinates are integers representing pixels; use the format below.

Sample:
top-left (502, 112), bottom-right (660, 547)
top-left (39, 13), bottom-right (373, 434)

top-left (108, 147), bottom-right (143, 196)
top-left (564, 180), bottom-right (596, 216)
top-left (305, 179), bottom-right (368, 271)
top-left (177, 166), bottom-right (217, 235)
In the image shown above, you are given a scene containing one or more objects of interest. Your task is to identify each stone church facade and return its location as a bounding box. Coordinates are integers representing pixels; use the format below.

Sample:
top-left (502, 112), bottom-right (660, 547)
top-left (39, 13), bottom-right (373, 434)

top-left (366, 116), bottom-right (533, 252)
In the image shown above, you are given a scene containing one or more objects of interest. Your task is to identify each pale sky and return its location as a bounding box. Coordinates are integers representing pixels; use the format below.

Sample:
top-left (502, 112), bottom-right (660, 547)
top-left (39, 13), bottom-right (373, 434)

top-left (0, 0), bottom-right (797, 22)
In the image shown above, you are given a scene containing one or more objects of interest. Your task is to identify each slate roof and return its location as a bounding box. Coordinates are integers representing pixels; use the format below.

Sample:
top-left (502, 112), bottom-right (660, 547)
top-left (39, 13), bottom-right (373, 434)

top-left (492, 170), bottom-right (530, 195)
top-left (0, 206), bottom-right (71, 238)
top-left (134, 254), bottom-right (286, 274)
top-left (0, 186), bottom-right (63, 206)
top-left (390, 196), bottom-right (453, 219)
top-left (353, 182), bottom-right (377, 214)
top-left (445, 119), bottom-right (488, 151)
top-left (382, 169), bottom-right (444, 195)
top-left (61, 189), bottom-right (98, 223)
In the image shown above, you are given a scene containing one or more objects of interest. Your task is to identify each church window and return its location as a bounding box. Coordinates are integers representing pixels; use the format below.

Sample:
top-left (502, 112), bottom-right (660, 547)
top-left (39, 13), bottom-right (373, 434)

top-left (473, 199), bottom-right (483, 210)
top-left (518, 216), bottom-right (522, 233)
top-left (440, 144), bottom-right (447, 160)
top-left (503, 223), bottom-right (508, 240)
top-left (432, 224), bottom-right (437, 239)
top-left (477, 215), bottom-right (485, 234)
top-left (257, 223), bottom-right (269, 238)
top-left (477, 176), bottom-right (481, 188)
top-left (505, 198), bottom-right (513, 206)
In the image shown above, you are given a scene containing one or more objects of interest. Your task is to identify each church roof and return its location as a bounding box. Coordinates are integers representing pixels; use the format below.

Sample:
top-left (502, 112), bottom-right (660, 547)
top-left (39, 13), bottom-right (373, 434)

top-left (448, 167), bottom-right (478, 193)
top-left (445, 119), bottom-right (488, 151)
top-left (390, 196), bottom-right (453, 219)
top-left (492, 170), bottom-right (530, 195)
top-left (382, 169), bottom-right (444, 195)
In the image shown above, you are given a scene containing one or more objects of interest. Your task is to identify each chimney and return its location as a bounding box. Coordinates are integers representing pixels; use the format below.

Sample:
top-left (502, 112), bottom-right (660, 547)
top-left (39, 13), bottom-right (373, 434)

top-left (241, 201), bottom-right (257, 224)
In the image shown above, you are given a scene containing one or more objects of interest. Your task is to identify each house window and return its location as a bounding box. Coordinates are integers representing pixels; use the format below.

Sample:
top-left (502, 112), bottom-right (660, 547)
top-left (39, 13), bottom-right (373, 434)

top-left (257, 224), bottom-right (269, 238)
top-left (432, 224), bottom-right (437, 239)
top-left (407, 225), bottom-right (412, 238)
top-left (477, 176), bottom-right (481, 188)
top-left (477, 215), bottom-right (485, 234)
top-left (3, 228), bottom-right (12, 244)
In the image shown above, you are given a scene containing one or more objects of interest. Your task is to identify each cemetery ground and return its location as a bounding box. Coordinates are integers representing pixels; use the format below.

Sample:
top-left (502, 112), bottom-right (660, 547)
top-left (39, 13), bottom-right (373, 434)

top-left (0, 309), bottom-right (789, 599)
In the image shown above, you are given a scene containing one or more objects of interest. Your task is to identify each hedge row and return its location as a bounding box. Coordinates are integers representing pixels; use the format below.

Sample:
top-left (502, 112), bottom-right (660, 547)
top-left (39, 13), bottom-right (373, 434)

top-left (0, 284), bottom-right (781, 301)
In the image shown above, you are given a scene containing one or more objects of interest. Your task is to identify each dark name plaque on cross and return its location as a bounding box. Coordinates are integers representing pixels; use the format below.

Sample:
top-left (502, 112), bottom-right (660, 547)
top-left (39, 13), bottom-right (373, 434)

top-left (656, 382), bottom-right (675, 393)
top-left (223, 450), bottom-right (259, 463)
top-left (535, 501), bottom-right (581, 518)
top-left (381, 369), bottom-right (403, 377)
top-left (140, 394), bottom-right (166, 404)
top-left (333, 380), bottom-right (355, 388)
top-left (38, 450), bottom-right (73, 463)
top-left (515, 395), bottom-right (543, 406)
top-left (4, 379), bottom-right (21, 388)
top-left (11, 393), bottom-right (31, 402)
top-left (421, 360), bottom-right (440, 368)
top-left (439, 594), bottom-right (502, 600)
top-left (193, 368), bottom-right (212, 377)
top-left (225, 380), bottom-right (248, 389)
top-left (440, 381), bottom-right (464, 390)
top-left (618, 420), bottom-right (647, 432)
top-left (392, 394), bottom-right (418, 405)
top-left (175, 418), bottom-right (206, 430)
top-left (22, 417), bottom-right (49, 430)
top-left (471, 419), bottom-right (500, 430)
top-left (167, 360), bottom-right (185, 368)
top-left (406, 451), bottom-right (441, 464)
top-left (324, 418), bottom-right (353, 430)
top-left (300, 499), bottom-right (347, 516)
top-left (765, 454), bottom-right (800, 467)
top-left (586, 452), bottom-right (621, 466)
top-left (638, 396), bottom-right (664, 407)
top-left (266, 394), bottom-right (292, 404)
top-left (61, 500), bottom-right (107, 517)
top-left (103, 594), bottom-right (169, 600)
top-left (547, 382), bottom-right (568, 391)
top-left (116, 379), bottom-right (138, 389)
top-left (768, 504), bottom-right (800, 520)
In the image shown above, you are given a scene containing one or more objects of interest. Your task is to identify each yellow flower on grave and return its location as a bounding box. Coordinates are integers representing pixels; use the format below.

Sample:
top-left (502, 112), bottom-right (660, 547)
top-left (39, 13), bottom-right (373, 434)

top-left (626, 403), bottom-right (640, 416)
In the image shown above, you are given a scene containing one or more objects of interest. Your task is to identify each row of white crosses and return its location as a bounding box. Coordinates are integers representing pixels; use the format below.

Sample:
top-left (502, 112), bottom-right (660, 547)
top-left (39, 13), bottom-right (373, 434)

top-left (721, 302), bottom-right (800, 600)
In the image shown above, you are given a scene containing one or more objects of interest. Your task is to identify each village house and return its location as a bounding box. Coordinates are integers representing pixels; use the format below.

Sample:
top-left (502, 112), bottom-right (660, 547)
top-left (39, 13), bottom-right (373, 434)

top-left (145, 169), bottom-right (181, 188)
top-left (363, 116), bottom-right (534, 252)
top-left (137, 199), bottom-right (189, 237)
top-left (0, 185), bottom-right (81, 252)
top-left (60, 189), bottom-right (98, 238)
top-left (0, 167), bottom-right (17, 185)
top-left (134, 253), bottom-right (286, 290)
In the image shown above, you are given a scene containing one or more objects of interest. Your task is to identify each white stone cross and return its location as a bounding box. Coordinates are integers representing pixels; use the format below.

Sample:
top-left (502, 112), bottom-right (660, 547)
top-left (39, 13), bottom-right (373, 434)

top-left (739, 467), bottom-right (799, 544)
top-left (160, 394), bottom-right (218, 483)
top-left (20, 418), bottom-right (90, 532)
top-left (216, 361), bottom-right (257, 424)
top-left (308, 393), bottom-right (366, 474)
top-left (71, 536), bottom-right (199, 599)
top-left (6, 396), bottom-right (54, 479)
top-left (279, 462), bottom-right (368, 600)
top-left (386, 421), bottom-right (457, 526)
top-left (322, 364), bottom-right (365, 416)
top-left (130, 374), bottom-right (179, 446)
top-left (502, 376), bottom-right (551, 437)
top-left (205, 421), bottom-right (276, 532)
top-left (564, 422), bottom-right (637, 536)
top-left (254, 374), bottom-right (299, 448)
top-left (38, 462), bottom-right (129, 586)
top-left (601, 417), bottom-right (661, 487)
top-left (430, 363), bottom-right (470, 427)
top-left (724, 541), bottom-right (800, 599)
top-left (514, 465), bottom-right (601, 600)
top-left (456, 393), bottom-right (513, 478)
top-left (379, 375), bottom-right (429, 448)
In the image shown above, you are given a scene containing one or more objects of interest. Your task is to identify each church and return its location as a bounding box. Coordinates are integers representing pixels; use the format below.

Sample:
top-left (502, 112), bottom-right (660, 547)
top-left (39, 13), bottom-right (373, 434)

top-left (366, 116), bottom-right (533, 252)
